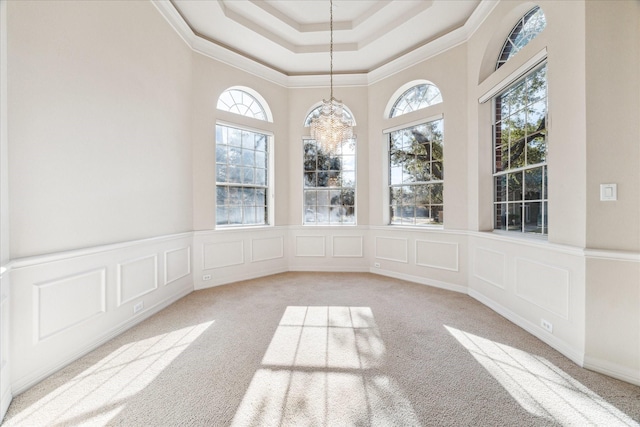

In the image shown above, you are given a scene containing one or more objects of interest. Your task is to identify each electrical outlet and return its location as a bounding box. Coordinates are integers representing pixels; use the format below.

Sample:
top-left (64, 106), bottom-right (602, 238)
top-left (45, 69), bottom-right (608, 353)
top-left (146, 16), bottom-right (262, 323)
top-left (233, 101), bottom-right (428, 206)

top-left (133, 301), bottom-right (144, 314)
top-left (203, 274), bottom-right (212, 281)
top-left (541, 319), bottom-right (553, 333)
top-left (374, 262), bottom-right (381, 268)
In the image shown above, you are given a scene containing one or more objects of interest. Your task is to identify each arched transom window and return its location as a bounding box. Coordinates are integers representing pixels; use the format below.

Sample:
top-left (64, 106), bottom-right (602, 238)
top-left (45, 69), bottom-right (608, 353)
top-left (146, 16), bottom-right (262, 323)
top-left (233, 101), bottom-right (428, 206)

top-left (389, 84), bottom-right (442, 118)
top-left (496, 6), bottom-right (546, 70)
top-left (217, 88), bottom-right (269, 121)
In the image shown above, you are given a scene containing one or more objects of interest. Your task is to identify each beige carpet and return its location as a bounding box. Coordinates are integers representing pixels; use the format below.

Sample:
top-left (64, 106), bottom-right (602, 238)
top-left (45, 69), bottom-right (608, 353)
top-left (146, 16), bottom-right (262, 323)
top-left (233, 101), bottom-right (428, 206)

top-left (3, 272), bottom-right (640, 426)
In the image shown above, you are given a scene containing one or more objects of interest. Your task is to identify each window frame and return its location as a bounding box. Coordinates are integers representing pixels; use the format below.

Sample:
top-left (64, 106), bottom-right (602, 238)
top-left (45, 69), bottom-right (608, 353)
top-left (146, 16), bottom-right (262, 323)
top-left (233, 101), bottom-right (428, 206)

top-left (492, 62), bottom-right (548, 235)
top-left (384, 113), bottom-right (444, 227)
top-left (215, 121), bottom-right (274, 229)
top-left (301, 137), bottom-right (357, 226)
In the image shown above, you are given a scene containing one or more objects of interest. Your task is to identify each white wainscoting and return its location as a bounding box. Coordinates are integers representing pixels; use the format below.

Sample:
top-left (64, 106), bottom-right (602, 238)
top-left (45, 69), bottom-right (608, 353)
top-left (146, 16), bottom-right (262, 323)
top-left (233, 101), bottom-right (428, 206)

top-left (467, 233), bottom-right (585, 366)
top-left (194, 227), bottom-right (288, 288)
top-left (9, 233), bottom-right (193, 394)
top-left (164, 246), bottom-right (191, 285)
top-left (515, 257), bottom-right (570, 319)
top-left (415, 240), bottom-right (459, 271)
top-left (473, 247), bottom-right (506, 289)
top-left (289, 227), bottom-right (369, 272)
top-left (36, 268), bottom-right (107, 342)
top-left (252, 236), bottom-right (284, 263)
top-left (375, 236), bottom-right (408, 263)
top-left (295, 236), bottom-right (325, 257)
top-left (332, 236), bottom-right (364, 258)
top-left (0, 265), bottom-right (11, 421)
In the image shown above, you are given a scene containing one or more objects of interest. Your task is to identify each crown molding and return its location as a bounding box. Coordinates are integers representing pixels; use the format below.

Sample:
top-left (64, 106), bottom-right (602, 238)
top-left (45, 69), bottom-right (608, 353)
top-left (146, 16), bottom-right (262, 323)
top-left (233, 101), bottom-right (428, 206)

top-left (152, 0), bottom-right (499, 88)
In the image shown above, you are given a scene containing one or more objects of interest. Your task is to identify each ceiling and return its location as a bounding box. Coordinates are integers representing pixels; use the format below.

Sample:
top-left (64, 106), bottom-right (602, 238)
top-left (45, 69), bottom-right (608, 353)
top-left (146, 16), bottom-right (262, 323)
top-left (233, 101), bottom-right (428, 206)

top-left (169, 0), bottom-right (488, 76)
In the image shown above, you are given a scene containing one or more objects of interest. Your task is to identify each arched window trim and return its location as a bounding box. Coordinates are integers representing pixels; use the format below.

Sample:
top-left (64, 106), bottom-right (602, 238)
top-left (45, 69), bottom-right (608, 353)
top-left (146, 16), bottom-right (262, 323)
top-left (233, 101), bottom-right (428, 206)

top-left (385, 80), bottom-right (443, 119)
top-left (217, 86), bottom-right (273, 123)
top-left (303, 101), bottom-right (356, 128)
top-left (495, 6), bottom-right (546, 71)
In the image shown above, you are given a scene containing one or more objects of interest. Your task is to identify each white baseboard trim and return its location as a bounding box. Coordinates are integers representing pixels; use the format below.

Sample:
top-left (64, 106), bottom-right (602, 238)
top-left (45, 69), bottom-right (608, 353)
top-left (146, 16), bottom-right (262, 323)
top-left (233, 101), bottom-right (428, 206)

top-left (468, 288), bottom-right (585, 366)
top-left (196, 266), bottom-right (289, 290)
top-left (583, 356), bottom-right (640, 387)
top-left (11, 286), bottom-right (193, 395)
top-left (371, 268), bottom-right (467, 294)
top-left (289, 266), bottom-right (370, 273)
top-left (0, 386), bottom-right (11, 424)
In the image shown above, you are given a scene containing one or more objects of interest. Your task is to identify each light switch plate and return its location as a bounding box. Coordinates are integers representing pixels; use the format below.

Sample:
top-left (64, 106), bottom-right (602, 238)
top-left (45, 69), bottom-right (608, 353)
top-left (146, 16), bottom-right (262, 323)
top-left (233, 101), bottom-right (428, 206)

top-left (600, 183), bottom-right (617, 201)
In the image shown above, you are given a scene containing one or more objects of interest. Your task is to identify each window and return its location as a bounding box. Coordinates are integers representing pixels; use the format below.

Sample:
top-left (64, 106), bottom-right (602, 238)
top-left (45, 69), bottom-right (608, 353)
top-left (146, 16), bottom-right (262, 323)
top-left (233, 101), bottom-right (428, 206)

top-left (389, 118), bottom-right (444, 226)
top-left (389, 84), bottom-right (442, 118)
top-left (304, 104), bottom-right (354, 127)
top-left (303, 138), bottom-right (356, 225)
top-left (496, 7), bottom-right (546, 70)
top-left (216, 124), bottom-right (269, 226)
top-left (493, 63), bottom-right (547, 234)
top-left (217, 88), bottom-right (268, 121)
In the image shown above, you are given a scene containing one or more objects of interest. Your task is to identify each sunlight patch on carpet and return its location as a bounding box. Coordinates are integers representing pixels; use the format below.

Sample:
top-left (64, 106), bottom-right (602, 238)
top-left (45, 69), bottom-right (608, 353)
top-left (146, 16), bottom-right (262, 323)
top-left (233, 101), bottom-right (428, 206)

top-left (4, 321), bottom-right (214, 427)
top-left (232, 306), bottom-right (419, 426)
top-left (445, 326), bottom-right (639, 426)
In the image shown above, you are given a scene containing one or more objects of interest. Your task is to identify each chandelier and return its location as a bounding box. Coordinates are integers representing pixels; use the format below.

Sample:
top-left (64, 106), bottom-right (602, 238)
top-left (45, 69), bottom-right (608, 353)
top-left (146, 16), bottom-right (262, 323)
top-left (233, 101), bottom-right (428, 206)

top-left (310, 0), bottom-right (353, 153)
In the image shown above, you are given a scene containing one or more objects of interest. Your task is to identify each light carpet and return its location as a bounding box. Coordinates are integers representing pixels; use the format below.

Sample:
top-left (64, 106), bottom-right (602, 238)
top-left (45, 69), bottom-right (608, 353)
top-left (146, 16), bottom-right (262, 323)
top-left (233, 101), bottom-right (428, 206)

top-left (3, 272), bottom-right (640, 426)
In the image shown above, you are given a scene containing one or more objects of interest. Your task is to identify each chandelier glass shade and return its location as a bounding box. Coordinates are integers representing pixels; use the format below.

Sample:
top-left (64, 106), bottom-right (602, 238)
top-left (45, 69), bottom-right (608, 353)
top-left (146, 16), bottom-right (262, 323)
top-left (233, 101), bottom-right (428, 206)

top-left (309, 0), bottom-right (354, 153)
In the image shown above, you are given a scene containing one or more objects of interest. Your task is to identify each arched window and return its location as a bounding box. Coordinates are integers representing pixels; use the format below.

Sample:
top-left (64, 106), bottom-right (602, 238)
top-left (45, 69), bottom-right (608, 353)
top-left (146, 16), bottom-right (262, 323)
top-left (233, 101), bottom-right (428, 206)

top-left (304, 104), bottom-right (355, 127)
top-left (302, 106), bottom-right (356, 225)
top-left (492, 9), bottom-right (548, 234)
top-left (216, 88), bottom-right (272, 227)
top-left (496, 6), bottom-right (546, 70)
top-left (389, 83), bottom-right (442, 118)
top-left (217, 88), bottom-right (271, 121)
top-left (386, 82), bottom-right (444, 226)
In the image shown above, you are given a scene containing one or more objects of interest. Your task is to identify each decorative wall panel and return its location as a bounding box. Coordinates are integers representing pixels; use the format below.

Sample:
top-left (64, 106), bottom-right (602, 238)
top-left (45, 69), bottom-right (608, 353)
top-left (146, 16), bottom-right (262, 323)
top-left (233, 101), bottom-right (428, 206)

top-left (295, 236), bottom-right (325, 257)
top-left (515, 258), bottom-right (570, 319)
top-left (415, 240), bottom-right (458, 271)
top-left (117, 255), bottom-right (158, 305)
top-left (35, 268), bottom-right (106, 342)
top-left (203, 241), bottom-right (244, 269)
top-left (252, 237), bottom-right (284, 262)
top-left (375, 237), bottom-right (408, 263)
top-left (164, 247), bottom-right (191, 285)
top-left (474, 247), bottom-right (506, 289)
top-left (332, 236), bottom-right (363, 258)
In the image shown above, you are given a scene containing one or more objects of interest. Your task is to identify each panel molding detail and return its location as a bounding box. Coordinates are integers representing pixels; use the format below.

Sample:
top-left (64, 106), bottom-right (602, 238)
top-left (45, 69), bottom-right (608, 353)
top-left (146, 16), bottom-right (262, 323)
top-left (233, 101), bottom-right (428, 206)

top-left (374, 236), bottom-right (408, 263)
top-left (251, 236), bottom-right (284, 262)
top-left (117, 255), bottom-right (159, 306)
top-left (332, 236), bottom-right (364, 258)
top-left (203, 241), bottom-right (245, 269)
top-left (295, 236), bottom-right (325, 257)
top-left (515, 257), bottom-right (570, 319)
top-left (34, 268), bottom-right (107, 343)
top-left (473, 247), bottom-right (506, 289)
top-left (415, 240), bottom-right (458, 271)
top-left (164, 246), bottom-right (191, 286)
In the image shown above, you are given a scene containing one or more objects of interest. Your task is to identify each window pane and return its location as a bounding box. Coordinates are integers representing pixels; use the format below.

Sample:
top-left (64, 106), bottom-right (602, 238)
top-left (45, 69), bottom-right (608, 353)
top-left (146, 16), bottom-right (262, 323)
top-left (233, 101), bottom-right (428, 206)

top-left (303, 138), bottom-right (357, 225)
top-left (216, 124), bottom-right (269, 227)
top-left (495, 204), bottom-right (507, 230)
top-left (390, 83), bottom-right (443, 118)
top-left (524, 168), bottom-right (543, 200)
top-left (496, 7), bottom-right (546, 70)
top-left (217, 89), bottom-right (268, 121)
top-left (493, 64), bottom-right (547, 234)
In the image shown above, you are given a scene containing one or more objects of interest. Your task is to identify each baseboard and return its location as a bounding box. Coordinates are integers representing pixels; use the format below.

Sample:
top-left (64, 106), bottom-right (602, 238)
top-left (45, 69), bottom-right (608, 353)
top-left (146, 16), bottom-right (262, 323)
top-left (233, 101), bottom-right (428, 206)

top-left (196, 266), bottom-right (289, 290)
top-left (583, 356), bottom-right (640, 387)
top-left (289, 265), bottom-right (370, 273)
top-left (468, 288), bottom-right (585, 366)
top-left (371, 268), bottom-right (467, 294)
top-left (0, 385), bottom-right (11, 424)
top-left (11, 286), bottom-right (193, 395)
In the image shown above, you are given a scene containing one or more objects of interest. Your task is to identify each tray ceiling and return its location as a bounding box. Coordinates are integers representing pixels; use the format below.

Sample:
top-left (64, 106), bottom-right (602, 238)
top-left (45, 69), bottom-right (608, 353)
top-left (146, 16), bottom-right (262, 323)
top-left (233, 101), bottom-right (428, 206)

top-left (170, 0), bottom-right (485, 76)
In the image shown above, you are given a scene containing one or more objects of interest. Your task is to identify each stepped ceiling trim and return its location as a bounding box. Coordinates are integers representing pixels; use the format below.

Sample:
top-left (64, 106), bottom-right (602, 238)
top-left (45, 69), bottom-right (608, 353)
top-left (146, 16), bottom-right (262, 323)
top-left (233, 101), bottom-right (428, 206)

top-left (152, 0), bottom-right (498, 87)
